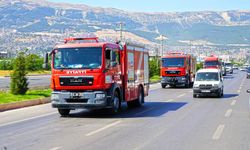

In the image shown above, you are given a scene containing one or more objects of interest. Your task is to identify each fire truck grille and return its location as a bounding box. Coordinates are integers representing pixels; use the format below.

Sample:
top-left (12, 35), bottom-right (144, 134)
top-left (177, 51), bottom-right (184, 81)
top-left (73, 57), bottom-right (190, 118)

top-left (66, 99), bottom-right (88, 103)
top-left (59, 77), bottom-right (94, 86)
top-left (166, 71), bottom-right (180, 75)
top-left (199, 84), bottom-right (213, 89)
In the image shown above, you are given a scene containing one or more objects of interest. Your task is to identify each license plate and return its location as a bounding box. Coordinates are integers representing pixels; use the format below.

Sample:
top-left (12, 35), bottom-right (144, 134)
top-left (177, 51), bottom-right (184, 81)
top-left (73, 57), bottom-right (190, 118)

top-left (70, 92), bottom-right (84, 99)
top-left (201, 90), bottom-right (210, 93)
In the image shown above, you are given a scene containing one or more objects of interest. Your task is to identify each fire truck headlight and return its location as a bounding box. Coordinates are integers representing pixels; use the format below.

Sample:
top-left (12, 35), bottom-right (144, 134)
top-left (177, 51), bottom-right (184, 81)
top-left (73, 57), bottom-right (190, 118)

top-left (51, 94), bottom-right (59, 100)
top-left (96, 93), bottom-right (106, 99)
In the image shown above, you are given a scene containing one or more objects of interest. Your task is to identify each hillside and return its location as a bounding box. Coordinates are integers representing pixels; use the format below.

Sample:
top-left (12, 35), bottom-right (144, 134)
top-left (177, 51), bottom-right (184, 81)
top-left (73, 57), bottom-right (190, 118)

top-left (0, 0), bottom-right (250, 53)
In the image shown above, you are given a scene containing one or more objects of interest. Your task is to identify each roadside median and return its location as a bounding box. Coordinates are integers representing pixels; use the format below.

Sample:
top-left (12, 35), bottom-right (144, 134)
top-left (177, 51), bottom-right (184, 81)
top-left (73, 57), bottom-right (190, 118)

top-left (0, 89), bottom-right (51, 112)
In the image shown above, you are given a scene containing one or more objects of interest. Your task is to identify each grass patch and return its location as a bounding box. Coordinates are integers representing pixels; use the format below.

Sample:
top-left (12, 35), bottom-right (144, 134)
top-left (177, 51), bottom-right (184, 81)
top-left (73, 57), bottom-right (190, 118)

top-left (0, 89), bottom-right (52, 104)
top-left (150, 75), bottom-right (161, 83)
top-left (0, 70), bottom-right (51, 76)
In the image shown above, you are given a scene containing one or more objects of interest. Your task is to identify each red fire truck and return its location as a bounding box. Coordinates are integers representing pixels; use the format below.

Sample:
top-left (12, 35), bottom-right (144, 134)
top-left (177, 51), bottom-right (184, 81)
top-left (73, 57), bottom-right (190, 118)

top-left (44, 37), bottom-right (149, 116)
top-left (204, 55), bottom-right (222, 69)
top-left (160, 52), bottom-right (196, 88)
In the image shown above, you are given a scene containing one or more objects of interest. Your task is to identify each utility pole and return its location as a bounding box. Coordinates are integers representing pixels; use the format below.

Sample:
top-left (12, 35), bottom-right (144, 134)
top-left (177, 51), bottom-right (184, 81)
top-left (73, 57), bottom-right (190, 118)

top-left (155, 34), bottom-right (168, 56)
top-left (116, 22), bottom-right (126, 42)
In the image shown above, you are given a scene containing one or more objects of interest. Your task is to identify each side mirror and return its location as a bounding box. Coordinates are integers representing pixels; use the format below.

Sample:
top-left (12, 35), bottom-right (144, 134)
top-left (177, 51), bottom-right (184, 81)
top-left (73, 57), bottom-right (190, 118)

top-left (43, 52), bottom-right (49, 69)
top-left (247, 89), bottom-right (250, 93)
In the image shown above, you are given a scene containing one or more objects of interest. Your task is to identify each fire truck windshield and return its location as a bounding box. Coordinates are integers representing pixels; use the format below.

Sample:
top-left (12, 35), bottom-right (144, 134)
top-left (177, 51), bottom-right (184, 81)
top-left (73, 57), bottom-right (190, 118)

top-left (162, 58), bottom-right (185, 67)
top-left (53, 47), bottom-right (102, 69)
top-left (204, 61), bottom-right (219, 66)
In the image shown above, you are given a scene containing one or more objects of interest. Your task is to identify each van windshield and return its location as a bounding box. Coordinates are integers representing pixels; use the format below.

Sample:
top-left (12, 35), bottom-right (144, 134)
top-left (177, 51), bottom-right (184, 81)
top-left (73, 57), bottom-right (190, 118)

top-left (162, 58), bottom-right (185, 67)
top-left (196, 72), bottom-right (219, 81)
top-left (53, 47), bottom-right (102, 69)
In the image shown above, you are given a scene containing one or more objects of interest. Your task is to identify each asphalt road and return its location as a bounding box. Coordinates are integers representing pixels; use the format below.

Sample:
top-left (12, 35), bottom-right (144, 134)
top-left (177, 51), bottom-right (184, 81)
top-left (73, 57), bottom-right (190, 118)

top-left (0, 75), bottom-right (51, 90)
top-left (0, 70), bottom-right (250, 150)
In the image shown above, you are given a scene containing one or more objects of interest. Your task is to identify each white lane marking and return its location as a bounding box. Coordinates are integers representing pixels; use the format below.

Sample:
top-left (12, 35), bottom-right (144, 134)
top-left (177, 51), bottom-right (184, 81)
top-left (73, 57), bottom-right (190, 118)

top-left (225, 109), bottom-right (233, 117)
top-left (239, 87), bottom-right (242, 90)
top-left (165, 99), bottom-right (174, 102)
top-left (0, 112), bottom-right (57, 128)
top-left (85, 120), bottom-right (122, 136)
top-left (0, 76), bottom-right (4, 79)
top-left (177, 93), bottom-right (186, 98)
top-left (231, 100), bottom-right (237, 106)
top-left (134, 107), bottom-right (154, 116)
top-left (237, 90), bottom-right (241, 93)
top-left (50, 147), bottom-right (62, 150)
top-left (212, 124), bottom-right (225, 140)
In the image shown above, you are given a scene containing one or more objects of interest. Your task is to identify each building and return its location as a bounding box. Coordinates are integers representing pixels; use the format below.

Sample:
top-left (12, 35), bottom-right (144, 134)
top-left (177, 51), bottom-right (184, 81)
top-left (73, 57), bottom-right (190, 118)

top-left (0, 51), bottom-right (8, 58)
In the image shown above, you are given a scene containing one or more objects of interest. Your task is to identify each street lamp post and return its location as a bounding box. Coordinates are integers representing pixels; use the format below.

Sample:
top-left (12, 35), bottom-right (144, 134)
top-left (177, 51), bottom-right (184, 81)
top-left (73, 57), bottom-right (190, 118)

top-left (155, 34), bottom-right (168, 56)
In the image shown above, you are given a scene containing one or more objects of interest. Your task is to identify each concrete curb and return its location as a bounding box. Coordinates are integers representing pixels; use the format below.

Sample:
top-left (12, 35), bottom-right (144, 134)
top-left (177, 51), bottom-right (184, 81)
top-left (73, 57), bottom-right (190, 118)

top-left (0, 97), bottom-right (51, 112)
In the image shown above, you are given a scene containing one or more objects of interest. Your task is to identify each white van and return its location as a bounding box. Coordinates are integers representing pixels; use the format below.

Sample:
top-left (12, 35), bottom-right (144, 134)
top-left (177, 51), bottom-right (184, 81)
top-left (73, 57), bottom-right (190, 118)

top-left (193, 69), bottom-right (224, 98)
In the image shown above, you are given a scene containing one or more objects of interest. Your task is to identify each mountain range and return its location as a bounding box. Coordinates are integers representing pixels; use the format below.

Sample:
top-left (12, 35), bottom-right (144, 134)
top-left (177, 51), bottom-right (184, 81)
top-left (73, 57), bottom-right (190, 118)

top-left (0, 0), bottom-right (250, 51)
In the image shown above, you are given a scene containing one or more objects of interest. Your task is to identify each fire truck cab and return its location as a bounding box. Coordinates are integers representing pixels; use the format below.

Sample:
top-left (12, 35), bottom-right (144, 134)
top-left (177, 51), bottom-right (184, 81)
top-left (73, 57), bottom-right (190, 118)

top-left (204, 55), bottom-right (223, 75)
top-left (161, 52), bottom-right (196, 88)
top-left (44, 37), bottom-right (149, 116)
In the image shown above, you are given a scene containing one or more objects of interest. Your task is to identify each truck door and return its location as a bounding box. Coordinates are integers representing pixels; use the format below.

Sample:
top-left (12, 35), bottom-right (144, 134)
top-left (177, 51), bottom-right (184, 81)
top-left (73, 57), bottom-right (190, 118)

top-left (105, 48), bottom-right (122, 87)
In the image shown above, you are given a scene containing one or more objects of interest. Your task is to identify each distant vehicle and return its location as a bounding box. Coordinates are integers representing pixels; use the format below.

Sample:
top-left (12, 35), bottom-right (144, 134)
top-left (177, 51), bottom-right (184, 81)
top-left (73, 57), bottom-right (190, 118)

top-left (204, 55), bottom-right (221, 69)
top-left (221, 62), bottom-right (227, 76)
top-left (247, 68), bottom-right (250, 78)
top-left (233, 65), bottom-right (239, 70)
top-left (160, 52), bottom-right (196, 88)
top-left (240, 67), bottom-right (247, 71)
top-left (43, 37), bottom-right (149, 116)
top-left (225, 62), bottom-right (233, 74)
top-left (193, 69), bottom-right (224, 98)
top-left (204, 55), bottom-right (223, 76)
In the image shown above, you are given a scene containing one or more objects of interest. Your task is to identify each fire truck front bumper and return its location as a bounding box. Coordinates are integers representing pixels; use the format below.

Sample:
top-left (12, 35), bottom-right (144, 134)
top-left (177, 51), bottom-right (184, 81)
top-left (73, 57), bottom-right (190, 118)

top-left (51, 91), bottom-right (110, 109)
top-left (161, 76), bottom-right (188, 86)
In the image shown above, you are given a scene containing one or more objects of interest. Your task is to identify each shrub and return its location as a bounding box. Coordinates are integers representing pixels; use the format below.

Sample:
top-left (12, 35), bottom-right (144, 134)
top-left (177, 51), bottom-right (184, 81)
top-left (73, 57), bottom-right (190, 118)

top-left (10, 52), bottom-right (29, 95)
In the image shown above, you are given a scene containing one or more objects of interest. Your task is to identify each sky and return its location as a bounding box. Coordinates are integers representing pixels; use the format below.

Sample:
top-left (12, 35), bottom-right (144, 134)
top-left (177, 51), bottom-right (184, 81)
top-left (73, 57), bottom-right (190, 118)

top-left (48, 0), bottom-right (250, 12)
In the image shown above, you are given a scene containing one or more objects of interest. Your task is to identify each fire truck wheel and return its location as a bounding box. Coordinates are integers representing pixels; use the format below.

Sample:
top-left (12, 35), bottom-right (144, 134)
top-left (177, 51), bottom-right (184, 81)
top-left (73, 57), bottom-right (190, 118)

top-left (58, 109), bottom-right (70, 116)
top-left (161, 84), bottom-right (166, 88)
top-left (110, 91), bottom-right (121, 114)
top-left (135, 86), bottom-right (144, 107)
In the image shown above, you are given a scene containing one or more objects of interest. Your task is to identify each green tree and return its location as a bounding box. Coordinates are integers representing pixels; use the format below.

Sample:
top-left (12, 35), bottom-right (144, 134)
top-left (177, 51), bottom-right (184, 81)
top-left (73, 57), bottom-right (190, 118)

top-left (26, 54), bottom-right (43, 71)
top-left (0, 59), bottom-right (14, 70)
top-left (149, 57), bottom-right (160, 78)
top-left (196, 62), bottom-right (203, 71)
top-left (10, 51), bottom-right (29, 95)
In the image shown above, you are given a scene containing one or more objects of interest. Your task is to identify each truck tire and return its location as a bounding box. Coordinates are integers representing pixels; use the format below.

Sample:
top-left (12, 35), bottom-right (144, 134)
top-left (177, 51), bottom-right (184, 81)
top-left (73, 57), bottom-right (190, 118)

top-left (193, 94), bottom-right (196, 98)
top-left (110, 91), bottom-right (121, 114)
top-left (127, 86), bottom-right (144, 108)
top-left (221, 88), bottom-right (224, 97)
top-left (161, 84), bottom-right (166, 88)
top-left (135, 86), bottom-right (144, 107)
top-left (58, 109), bottom-right (70, 116)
